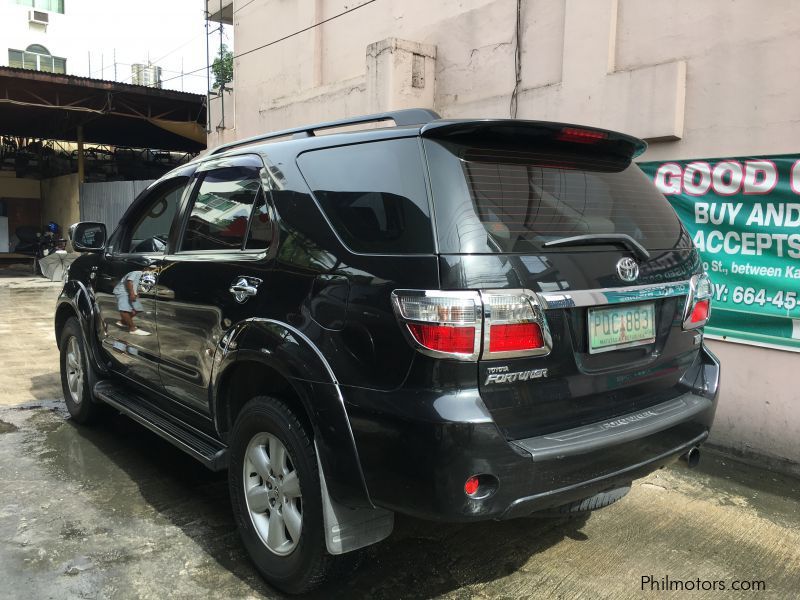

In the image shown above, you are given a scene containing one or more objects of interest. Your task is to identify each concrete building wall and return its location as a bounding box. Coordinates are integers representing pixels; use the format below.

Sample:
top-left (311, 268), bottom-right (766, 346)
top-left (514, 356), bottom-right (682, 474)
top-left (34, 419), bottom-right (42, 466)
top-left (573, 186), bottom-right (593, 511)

top-left (40, 173), bottom-right (79, 231)
top-left (209, 0), bottom-right (800, 468)
top-left (0, 176), bottom-right (40, 200)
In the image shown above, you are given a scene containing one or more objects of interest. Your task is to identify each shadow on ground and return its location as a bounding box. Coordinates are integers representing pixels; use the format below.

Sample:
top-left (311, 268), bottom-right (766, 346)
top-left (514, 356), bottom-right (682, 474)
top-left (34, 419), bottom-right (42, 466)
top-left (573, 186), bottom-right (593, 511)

top-left (31, 407), bottom-right (590, 599)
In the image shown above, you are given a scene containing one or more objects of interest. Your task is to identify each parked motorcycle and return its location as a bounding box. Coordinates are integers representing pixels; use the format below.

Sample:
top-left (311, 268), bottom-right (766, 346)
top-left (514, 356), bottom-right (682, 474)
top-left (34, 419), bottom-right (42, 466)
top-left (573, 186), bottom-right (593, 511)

top-left (14, 222), bottom-right (67, 275)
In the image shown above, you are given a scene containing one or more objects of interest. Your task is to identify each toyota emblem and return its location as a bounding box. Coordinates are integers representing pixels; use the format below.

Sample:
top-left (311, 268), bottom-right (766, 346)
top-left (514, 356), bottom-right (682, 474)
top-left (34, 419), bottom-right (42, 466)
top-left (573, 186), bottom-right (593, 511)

top-left (616, 257), bottom-right (639, 282)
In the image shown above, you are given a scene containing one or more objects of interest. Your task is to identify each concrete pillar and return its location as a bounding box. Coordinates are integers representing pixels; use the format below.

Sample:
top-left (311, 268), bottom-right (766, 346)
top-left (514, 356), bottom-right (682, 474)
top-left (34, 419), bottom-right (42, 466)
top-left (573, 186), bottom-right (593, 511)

top-left (365, 38), bottom-right (436, 114)
top-left (76, 125), bottom-right (85, 184)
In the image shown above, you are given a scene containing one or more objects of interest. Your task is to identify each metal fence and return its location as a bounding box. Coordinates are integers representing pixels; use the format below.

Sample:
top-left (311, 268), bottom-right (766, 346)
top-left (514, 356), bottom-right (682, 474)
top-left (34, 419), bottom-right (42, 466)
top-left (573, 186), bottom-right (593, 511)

top-left (79, 180), bottom-right (154, 232)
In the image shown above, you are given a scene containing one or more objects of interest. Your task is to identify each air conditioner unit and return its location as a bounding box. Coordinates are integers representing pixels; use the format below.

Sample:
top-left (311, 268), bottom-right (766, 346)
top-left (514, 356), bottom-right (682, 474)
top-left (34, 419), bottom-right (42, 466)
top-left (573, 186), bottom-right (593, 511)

top-left (28, 10), bottom-right (49, 26)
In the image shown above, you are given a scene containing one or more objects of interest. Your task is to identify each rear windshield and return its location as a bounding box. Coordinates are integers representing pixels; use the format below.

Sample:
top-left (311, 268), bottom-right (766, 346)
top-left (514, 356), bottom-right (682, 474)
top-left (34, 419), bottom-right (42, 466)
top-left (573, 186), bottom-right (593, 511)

top-left (424, 139), bottom-right (685, 254)
top-left (297, 138), bottom-right (434, 254)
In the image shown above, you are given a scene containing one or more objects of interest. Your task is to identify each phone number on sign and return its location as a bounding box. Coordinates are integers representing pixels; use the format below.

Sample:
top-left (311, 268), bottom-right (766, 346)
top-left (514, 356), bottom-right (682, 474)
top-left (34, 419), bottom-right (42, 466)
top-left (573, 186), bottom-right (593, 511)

top-left (722, 287), bottom-right (798, 310)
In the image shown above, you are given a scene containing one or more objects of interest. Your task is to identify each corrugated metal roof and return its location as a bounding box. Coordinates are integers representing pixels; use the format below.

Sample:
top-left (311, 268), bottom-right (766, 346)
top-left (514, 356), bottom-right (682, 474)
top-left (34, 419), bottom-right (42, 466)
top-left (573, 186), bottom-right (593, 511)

top-left (0, 66), bottom-right (205, 101)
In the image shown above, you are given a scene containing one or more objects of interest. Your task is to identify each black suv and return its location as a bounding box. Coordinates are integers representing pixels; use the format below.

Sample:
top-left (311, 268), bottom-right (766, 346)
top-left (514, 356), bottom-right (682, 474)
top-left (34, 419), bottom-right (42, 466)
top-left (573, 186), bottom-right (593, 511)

top-left (56, 109), bottom-right (720, 593)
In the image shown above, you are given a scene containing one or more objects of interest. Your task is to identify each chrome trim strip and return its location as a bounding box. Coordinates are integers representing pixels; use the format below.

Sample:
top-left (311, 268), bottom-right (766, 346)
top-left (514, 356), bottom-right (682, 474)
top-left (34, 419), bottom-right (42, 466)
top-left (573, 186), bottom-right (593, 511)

top-left (539, 280), bottom-right (691, 309)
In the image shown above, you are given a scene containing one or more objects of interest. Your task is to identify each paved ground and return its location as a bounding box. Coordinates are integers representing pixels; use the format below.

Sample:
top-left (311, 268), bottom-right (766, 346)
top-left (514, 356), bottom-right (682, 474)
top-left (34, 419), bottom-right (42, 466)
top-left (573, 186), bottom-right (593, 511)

top-left (1, 271), bottom-right (799, 599)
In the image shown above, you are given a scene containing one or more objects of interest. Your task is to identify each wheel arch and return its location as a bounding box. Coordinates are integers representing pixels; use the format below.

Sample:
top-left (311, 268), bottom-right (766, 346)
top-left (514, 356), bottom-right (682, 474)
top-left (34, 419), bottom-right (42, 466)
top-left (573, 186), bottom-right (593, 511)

top-left (54, 281), bottom-right (100, 362)
top-left (212, 319), bottom-right (372, 509)
top-left (54, 301), bottom-right (78, 349)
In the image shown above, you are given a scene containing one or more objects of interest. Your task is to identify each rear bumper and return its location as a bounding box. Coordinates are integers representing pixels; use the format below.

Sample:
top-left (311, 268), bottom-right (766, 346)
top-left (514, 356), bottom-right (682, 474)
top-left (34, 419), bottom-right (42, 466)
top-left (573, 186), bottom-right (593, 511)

top-left (345, 343), bottom-right (720, 521)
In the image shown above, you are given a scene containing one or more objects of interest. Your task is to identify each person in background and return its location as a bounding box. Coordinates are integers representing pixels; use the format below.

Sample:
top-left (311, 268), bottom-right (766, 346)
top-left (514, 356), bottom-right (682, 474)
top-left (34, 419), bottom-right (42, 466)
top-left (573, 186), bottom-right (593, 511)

top-left (113, 271), bottom-right (150, 335)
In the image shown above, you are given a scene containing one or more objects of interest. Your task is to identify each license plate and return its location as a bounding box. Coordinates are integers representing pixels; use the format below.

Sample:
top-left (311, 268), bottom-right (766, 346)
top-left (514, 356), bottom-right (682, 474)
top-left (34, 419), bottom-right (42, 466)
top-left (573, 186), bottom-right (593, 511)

top-left (588, 302), bottom-right (656, 354)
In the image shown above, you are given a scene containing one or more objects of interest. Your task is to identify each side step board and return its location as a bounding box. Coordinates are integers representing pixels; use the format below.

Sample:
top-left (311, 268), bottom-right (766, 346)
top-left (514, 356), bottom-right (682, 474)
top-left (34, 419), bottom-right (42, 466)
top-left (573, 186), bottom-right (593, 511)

top-left (93, 380), bottom-right (228, 471)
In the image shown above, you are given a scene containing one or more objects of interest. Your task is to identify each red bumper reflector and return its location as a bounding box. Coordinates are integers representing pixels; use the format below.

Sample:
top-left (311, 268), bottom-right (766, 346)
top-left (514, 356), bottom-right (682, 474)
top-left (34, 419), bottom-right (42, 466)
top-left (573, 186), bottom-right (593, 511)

top-left (690, 299), bottom-right (710, 323)
top-left (407, 324), bottom-right (475, 354)
top-left (489, 323), bottom-right (544, 353)
top-left (464, 476), bottom-right (480, 496)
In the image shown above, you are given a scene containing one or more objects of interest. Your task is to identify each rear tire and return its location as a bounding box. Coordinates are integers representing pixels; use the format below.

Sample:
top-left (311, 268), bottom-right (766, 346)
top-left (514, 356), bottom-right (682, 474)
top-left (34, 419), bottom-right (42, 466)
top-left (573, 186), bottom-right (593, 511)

top-left (536, 484), bottom-right (631, 518)
top-left (228, 396), bottom-right (360, 594)
top-left (59, 317), bottom-right (101, 424)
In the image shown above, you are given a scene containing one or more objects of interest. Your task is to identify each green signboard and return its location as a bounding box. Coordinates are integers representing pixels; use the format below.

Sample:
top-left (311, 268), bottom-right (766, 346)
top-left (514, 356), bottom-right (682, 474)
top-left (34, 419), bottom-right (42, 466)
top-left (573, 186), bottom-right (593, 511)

top-left (639, 155), bottom-right (800, 351)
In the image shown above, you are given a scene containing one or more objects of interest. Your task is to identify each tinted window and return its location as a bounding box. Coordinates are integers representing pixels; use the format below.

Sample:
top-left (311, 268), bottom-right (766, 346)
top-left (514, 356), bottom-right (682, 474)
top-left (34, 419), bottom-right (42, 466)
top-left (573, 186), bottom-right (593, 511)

top-left (297, 139), bottom-right (434, 254)
top-left (181, 166), bottom-right (262, 252)
top-left (425, 140), bottom-right (685, 253)
top-left (245, 187), bottom-right (272, 250)
top-left (127, 178), bottom-right (187, 253)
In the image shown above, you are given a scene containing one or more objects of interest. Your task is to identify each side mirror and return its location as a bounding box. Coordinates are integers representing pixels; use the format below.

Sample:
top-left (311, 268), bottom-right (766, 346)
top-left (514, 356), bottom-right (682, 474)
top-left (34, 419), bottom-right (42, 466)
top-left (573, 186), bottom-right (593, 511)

top-left (69, 222), bottom-right (107, 252)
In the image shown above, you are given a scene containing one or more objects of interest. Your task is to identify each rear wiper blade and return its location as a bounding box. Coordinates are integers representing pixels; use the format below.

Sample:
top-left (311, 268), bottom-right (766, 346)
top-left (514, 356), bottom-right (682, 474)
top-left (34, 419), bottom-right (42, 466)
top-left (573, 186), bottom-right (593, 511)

top-left (543, 233), bottom-right (650, 261)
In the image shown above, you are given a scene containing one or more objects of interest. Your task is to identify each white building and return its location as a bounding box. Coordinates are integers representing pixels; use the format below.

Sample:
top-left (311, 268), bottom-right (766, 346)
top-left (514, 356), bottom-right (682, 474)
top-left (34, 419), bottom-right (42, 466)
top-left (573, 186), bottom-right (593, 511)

top-left (1, 0), bottom-right (70, 74)
top-left (131, 63), bottom-right (163, 88)
top-left (1, 0), bottom-right (215, 94)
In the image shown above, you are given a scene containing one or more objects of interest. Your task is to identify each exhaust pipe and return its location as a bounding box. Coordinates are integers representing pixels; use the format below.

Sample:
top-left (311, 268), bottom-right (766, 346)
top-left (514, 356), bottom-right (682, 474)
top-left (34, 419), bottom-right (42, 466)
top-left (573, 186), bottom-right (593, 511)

top-left (680, 447), bottom-right (700, 468)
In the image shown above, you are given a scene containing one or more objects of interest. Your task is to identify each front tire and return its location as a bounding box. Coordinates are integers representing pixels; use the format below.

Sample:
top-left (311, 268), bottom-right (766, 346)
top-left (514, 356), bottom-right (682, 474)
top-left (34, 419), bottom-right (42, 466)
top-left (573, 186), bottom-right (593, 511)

top-left (229, 397), bottom-right (355, 594)
top-left (59, 317), bottom-right (101, 424)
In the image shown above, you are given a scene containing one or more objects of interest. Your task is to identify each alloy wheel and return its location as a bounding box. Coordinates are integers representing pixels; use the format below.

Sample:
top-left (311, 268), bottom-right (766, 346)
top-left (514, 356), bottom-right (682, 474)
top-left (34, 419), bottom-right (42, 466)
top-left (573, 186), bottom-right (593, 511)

top-left (243, 432), bottom-right (303, 556)
top-left (65, 336), bottom-right (84, 404)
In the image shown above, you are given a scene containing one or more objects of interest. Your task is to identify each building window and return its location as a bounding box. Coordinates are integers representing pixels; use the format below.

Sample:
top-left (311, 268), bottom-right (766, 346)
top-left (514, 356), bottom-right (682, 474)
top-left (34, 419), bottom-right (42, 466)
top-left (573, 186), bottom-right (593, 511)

top-left (14, 0), bottom-right (65, 14)
top-left (8, 45), bottom-right (67, 74)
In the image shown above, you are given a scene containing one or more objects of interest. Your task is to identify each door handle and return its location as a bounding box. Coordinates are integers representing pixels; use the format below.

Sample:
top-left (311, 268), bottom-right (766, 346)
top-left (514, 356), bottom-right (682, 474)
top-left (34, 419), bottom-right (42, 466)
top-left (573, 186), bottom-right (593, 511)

top-left (229, 277), bottom-right (262, 303)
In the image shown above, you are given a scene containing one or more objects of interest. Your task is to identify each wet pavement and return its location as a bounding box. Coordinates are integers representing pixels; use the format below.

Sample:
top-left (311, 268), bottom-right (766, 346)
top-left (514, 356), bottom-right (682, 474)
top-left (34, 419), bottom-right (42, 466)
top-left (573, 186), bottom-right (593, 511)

top-left (1, 273), bottom-right (799, 599)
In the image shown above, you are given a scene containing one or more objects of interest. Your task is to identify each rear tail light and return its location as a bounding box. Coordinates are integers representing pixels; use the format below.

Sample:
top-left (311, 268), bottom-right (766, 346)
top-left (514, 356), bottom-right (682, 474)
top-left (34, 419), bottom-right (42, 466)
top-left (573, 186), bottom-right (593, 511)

top-left (392, 291), bottom-right (481, 360)
top-left (482, 292), bottom-right (550, 358)
top-left (391, 289), bottom-right (551, 361)
top-left (406, 324), bottom-right (476, 354)
top-left (683, 273), bottom-right (712, 330)
top-left (489, 323), bottom-right (544, 353)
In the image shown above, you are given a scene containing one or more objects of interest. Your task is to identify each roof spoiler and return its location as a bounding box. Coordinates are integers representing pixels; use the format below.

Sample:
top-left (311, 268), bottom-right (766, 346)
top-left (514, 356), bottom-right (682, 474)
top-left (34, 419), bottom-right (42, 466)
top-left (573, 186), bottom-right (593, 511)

top-left (420, 119), bottom-right (647, 159)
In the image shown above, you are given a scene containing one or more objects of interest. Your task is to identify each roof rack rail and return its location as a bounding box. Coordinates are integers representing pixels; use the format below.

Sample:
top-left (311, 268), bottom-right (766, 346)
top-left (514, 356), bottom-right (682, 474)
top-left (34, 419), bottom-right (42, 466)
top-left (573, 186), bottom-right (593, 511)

top-left (208, 108), bottom-right (441, 156)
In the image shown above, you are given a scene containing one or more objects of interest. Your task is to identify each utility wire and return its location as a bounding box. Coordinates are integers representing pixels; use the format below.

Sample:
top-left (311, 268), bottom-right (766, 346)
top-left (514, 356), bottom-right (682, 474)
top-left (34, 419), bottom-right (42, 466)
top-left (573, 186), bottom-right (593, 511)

top-left (233, 0), bottom-right (258, 15)
top-left (150, 28), bottom-right (216, 66)
top-left (121, 25), bottom-right (220, 84)
top-left (160, 0), bottom-right (378, 85)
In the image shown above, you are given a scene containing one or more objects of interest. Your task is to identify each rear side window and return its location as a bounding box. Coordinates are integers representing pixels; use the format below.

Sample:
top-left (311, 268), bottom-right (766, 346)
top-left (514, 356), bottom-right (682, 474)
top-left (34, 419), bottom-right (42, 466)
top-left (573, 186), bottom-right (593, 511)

top-left (425, 139), bottom-right (685, 254)
top-left (181, 165), bottom-right (263, 252)
top-left (297, 138), bottom-right (434, 254)
top-left (245, 188), bottom-right (272, 250)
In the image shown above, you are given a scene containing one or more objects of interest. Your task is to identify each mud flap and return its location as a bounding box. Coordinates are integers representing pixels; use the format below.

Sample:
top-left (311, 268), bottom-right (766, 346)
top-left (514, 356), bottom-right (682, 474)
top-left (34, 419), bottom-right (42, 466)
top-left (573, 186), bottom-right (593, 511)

top-left (315, 443), bottom-right (394, 554)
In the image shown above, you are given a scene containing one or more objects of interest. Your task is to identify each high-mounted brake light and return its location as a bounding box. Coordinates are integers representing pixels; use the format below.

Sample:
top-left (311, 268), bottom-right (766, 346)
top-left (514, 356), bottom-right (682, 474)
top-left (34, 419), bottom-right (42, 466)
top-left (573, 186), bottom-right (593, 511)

top-left (556, 127), bottom-right (608, 144)
top-left (683, 274), bottom-right (712, 330)
top-left (391, 289), bottom-right (552, 361)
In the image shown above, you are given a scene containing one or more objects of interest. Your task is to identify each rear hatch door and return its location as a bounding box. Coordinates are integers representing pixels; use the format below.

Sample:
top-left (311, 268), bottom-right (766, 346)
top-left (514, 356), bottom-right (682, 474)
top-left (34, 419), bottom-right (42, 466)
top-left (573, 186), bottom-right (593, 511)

top-left (423, 121), bottom-right (703, 440)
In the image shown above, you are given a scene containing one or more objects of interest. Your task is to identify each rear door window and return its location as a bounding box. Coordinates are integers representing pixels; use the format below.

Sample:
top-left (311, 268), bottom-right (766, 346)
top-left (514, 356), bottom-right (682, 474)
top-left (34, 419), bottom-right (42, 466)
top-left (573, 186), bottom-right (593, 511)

top-left (424, 139), bottom-right (686, 254)
top-left (297, 138), bottom-right (434, 254)
top-left (181, 164), bottom-right (264, 252)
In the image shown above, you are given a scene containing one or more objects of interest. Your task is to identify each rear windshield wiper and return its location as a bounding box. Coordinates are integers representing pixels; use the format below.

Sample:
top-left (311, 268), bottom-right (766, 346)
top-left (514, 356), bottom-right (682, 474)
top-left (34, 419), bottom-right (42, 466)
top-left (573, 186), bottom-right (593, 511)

top-left (543, 233), bottom-right (650, 261)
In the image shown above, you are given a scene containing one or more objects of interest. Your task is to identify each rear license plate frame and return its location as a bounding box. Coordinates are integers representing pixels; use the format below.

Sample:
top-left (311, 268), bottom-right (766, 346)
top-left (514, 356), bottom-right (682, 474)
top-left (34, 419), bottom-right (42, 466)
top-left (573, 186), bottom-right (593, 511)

top-left (587, 302), bottom-right (656, 354)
